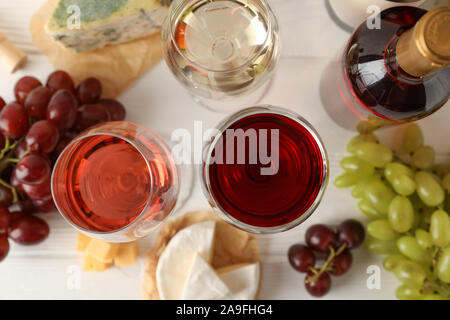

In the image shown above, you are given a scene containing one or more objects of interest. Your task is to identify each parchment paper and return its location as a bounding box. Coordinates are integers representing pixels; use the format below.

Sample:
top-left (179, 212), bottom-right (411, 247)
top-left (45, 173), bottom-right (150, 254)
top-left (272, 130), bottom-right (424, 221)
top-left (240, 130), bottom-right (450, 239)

top-left (29, 0), bottom-right (163, 98)
top-left (142, 210), bottom-right (261, 300)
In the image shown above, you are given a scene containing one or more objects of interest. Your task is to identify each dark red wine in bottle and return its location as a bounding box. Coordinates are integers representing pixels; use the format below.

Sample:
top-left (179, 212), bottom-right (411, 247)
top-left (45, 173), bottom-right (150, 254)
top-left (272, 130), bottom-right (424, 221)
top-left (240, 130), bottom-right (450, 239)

top-left (320, 7), bottom-right (450, 131)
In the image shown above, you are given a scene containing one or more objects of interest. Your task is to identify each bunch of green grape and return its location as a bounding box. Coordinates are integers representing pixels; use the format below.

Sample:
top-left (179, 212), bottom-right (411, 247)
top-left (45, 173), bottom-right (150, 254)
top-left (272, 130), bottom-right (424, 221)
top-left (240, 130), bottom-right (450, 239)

top-left (335, 124), bottom-right (450, 300)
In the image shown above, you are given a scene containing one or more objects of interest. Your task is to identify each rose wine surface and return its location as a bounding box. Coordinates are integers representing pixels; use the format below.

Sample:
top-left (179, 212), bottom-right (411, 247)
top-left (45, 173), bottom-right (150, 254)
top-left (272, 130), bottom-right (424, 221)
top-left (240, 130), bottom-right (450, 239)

top-left (56, 135), bottom-right (175, 232)
top-left (207, 113), bottom-right (326, 228)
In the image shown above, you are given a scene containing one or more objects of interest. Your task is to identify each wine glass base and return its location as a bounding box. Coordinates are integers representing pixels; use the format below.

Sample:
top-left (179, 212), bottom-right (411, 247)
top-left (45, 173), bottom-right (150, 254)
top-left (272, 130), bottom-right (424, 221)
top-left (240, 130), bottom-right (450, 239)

top-left (191, 77), bottom-right (273, 113)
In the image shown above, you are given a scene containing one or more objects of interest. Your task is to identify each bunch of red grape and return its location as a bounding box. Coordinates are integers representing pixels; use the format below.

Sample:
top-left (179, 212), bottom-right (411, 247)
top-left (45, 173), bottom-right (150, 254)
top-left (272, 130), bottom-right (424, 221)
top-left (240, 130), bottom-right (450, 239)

top-left (288, 220), bottom-right (365, 297)
top-left (0, 70), bottom-right (126, 263)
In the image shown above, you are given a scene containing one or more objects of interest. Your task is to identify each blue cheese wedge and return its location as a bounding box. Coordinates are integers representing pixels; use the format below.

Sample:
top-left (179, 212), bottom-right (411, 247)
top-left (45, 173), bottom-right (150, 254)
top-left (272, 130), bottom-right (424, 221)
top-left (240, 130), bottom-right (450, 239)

top-left (45, 0), bottom-right (172, 52)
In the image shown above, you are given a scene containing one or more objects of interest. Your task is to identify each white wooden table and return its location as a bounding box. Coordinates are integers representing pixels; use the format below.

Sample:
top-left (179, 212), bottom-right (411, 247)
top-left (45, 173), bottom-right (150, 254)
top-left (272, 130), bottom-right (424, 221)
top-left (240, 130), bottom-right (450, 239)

top-left (0, 0), bottom-right (449, 300)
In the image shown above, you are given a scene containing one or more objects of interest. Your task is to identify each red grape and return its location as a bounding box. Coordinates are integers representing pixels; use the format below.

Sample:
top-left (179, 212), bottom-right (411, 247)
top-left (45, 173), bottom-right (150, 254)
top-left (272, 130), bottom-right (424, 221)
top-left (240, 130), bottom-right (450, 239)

top-left (10, 168), bottom-right (24, 192)
top-left (288, 244), bottom-right (316, 273)
top-left (15, 154), bottom-right (51, 185)
top-left (76, 77), bottom-right (102, 104)
top-left (338, 219), bottom-right (365, 249)
top-left (14, 76), bottom-right (42, 104)
top-left (54, 138), bottom-right (71, 156)
top-left (8, 215), bottom-right (49, 245)
top-left (0, 234), bottom-right (9, 262)
top-left (0, 97), bottom-right (5, 110)
top-left (25, 120), bottom-right (60, 154)
top-left (47, 90), bottom-right (78, 131)
top-left (0, 133), bottom-right (5, 150)
top-left (46, 70), bottom-right (75, 94)
top-left (14, 139), bottom-right (28, 159)
top-left (330, 249), bottom-right (353, 276)
top-left (8, 199), bottom-right (36, 215)
top-left (0, 206), bottom-right (9, 234)
top-left (98, 99), bottom-right (126, 121)
top-left (24, 86), bottom-right (52, 120)
top-left (0, 186), bottom-right (13, 208)
top-left (305, 224), bottom-right (338, 253)
top-left (32, 197), bottom-right (56, 213)
top-left (22, 177), bottom-right (51, 200)
top-left (75, 103), bottom-right (111, 132)
top-left (305, 271), bottom-right (331, 297)
top-left (0, 102), bottom-right (30, 139)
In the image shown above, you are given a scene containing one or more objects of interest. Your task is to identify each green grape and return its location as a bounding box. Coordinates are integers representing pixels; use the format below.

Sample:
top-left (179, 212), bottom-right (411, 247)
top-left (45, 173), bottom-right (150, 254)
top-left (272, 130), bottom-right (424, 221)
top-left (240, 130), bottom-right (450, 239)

top-left (397, 236), bottom-right (432, 266)
top-left (396, 284), bottom-right (425, 300)
top-left (430, 210), bottom-right (450, 247)
top-left (347, 133), bottom-right (379, 154)
top-left (422, 294), bottom-right (450, 300)
top-left (392, 175), bottom-right (416, 196)
top-left (436, 247), bottom-right (450, 284)
top-left (356, 121), bottom-right (380, 134)
top-left (352, 175), bottom-right (380, 199)
top-left (388, 196), bottom-right (415, 232)
top-left (393, 260), bottom-right (427, 286)
top-left (385, 162), bottom-right (414, 184)
top-left (334, 172), bottom-right (359, 188)
top-left (415, 171), bottom-right (445, 207)
top-left (402, 123), bottom-right (424, 153)
top-left (383, 254), bottom-right (407, 271)
top-left (433, 163), bottom-right (450, 179)
top-left (415, 229), bottom-right (433, 250)
top-left (358, 199), bottom-right (384, 219)
top-left (340, 156), bottom-right (375, 177)
top-left (367, 220), bottom-right (398, 240)
top-left (364, 180), bottom-right (395, 215)
top-left (442, 173), bottom-right (450, 193)
top-left (355, 142), bottom-right (393, 168)
top-left (366, 237), bottom-right (399, 255)
top-left (411, 146), bottom-right (435, 170)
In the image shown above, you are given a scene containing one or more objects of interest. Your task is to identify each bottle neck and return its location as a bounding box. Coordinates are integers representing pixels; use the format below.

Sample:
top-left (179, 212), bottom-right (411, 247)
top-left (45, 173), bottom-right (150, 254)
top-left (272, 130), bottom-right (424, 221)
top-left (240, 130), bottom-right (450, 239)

top-left (396, 28), bottom-right (437, 78)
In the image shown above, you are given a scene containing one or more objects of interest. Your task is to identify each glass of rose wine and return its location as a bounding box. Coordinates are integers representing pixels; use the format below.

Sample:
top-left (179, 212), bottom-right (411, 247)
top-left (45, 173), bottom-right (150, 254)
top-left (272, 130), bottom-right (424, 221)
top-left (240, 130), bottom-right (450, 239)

top-left (162, 0), bottom-right (280, 113)
top-left (51, 121), bottom-right (182, 242)
top-left (202, 105), bottom-right (329, 233)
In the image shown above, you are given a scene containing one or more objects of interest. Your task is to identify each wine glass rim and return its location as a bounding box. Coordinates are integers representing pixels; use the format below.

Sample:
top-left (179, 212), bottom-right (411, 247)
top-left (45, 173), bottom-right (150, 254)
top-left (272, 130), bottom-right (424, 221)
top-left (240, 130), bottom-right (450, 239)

top-left (168, 0), bottom-right (276, 74)
top-left (51, 122), bottom-right (160, 237)
top-left (202, 105), bottom-right (329, 234)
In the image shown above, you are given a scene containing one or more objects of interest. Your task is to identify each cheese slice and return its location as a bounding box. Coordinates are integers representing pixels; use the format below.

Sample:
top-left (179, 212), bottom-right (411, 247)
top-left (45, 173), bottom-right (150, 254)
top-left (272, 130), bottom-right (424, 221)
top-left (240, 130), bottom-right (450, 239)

top-left (45, 0), bottom-right (171, 52)
top-left (85, 238), bottom-right (119, 263)
top-left (76, 232), bottom-right (92, 252)
top-left (156, 221), bottom-right (216, 300)
top-left (82, 254), bottom-right (110, 272)
top-left (181, 253), bottom-right (230, 300)
top-left (218, 263), bottom-right (260, 300)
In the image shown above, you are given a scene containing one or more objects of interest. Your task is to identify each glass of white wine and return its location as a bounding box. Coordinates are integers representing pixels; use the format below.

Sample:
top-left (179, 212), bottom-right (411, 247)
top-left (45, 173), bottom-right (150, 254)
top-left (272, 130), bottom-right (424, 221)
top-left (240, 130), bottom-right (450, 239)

top-left (162, 0), bottom-right (280, 113)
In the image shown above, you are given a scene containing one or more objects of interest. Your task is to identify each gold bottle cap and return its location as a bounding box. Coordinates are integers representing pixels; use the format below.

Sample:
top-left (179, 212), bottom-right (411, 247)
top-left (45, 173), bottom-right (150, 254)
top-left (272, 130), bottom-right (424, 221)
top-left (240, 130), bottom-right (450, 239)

top-left (415, 7), bottom-right (450, 66)
top-left (397, 7), bottom-right (450, 77)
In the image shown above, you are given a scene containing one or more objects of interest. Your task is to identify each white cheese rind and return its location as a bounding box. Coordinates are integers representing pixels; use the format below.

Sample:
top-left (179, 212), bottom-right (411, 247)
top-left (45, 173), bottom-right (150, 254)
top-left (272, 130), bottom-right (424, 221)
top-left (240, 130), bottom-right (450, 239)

top-left (219, 263), bottom-right (260, 300)
top-left (181, 253), bottom-right (230, 300)
top-left (156, 221), bottom-right (216, 300)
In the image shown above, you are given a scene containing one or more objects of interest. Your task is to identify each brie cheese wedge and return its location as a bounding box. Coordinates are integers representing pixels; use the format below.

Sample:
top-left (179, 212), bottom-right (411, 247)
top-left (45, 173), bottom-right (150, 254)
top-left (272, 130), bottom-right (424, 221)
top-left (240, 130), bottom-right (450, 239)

top-left (181, 253), bottom-right (231, 300)
top-left (156, 221), bottom-right (216, 300)
top-left (218, 263), bottom-right (260, 300)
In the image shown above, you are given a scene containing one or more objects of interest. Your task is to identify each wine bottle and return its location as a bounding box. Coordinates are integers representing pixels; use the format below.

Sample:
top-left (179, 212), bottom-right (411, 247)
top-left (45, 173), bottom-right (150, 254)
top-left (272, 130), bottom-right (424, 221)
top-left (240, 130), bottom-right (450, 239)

top-left (320, 6), bottom-right (450, 131)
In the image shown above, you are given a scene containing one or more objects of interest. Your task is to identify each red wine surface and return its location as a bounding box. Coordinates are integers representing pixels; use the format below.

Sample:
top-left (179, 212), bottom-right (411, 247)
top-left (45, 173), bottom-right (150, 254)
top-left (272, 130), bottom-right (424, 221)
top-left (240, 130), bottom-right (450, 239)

top-left (207, 113), bottom-right (325, 228)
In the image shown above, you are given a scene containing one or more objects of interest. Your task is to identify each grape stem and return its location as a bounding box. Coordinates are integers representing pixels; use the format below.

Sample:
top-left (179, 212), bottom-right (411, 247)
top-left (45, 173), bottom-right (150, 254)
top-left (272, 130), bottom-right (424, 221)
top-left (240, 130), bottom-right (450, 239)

top-left (0, 178), bottom-right (18, 203)
top-left (306, 243), bottom-right (347, 283)
top-left (0, 136), bottom-right (23, 203)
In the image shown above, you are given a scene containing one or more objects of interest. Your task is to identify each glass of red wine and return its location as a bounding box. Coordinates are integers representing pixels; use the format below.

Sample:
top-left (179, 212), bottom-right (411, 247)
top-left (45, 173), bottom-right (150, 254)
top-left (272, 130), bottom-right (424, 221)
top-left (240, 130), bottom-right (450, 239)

top-left (51, 121), bottom-right (186, 242)
top-left (202, 105), bottom-right (329, 233)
